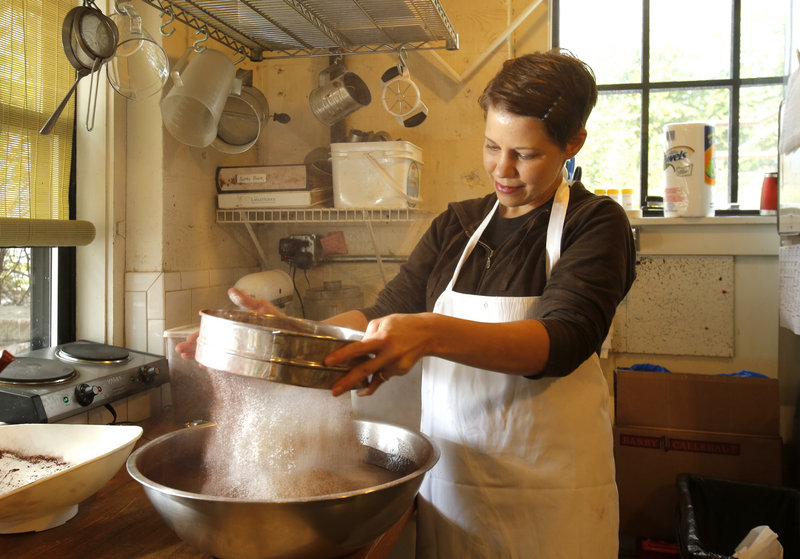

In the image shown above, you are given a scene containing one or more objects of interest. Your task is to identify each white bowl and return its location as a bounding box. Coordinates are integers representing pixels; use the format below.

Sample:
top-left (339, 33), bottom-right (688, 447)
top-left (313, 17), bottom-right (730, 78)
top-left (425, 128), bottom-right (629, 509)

top-left (0, 423), bottom-right (143, 533)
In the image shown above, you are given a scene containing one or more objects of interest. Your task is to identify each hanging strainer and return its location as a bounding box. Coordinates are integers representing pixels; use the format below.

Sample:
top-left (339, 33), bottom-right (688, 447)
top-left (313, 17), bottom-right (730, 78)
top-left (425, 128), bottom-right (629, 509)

top-left (41, 4), bottom-right (118, 134)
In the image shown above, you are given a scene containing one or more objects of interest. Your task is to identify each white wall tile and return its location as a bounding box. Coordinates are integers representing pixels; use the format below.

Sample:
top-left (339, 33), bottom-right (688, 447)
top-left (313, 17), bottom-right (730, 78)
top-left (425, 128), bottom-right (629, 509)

top-left (181, 270), bottom-right (210, 290)
top-left (126, 271), bottom-right (160, 292)
top-left (165, 289), bottom-right (193, 329)
top-left (148, 318), bottom-right (166, 355)
top-left (191, 286), bottom-right (230, 315)
top-left (127, 392), bottom-right (151, 422)
top-left (147, 273), bottom-right (165, 320)
top-left (56, 412), bottom-right (88, 424)
top-left (164, 271), bottom-right (181, 292)
top-left (125, 291), bottom-right (148, 351)
top-left (88, 404), bottom-right (119, 425)
top-left (209, 268), bottom-right (236, 287)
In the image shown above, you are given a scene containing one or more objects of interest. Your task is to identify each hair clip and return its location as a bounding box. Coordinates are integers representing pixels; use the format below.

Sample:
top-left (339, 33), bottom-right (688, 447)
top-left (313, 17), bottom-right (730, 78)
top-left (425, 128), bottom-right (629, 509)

top-left (542, 94), bottom-right (563, 121)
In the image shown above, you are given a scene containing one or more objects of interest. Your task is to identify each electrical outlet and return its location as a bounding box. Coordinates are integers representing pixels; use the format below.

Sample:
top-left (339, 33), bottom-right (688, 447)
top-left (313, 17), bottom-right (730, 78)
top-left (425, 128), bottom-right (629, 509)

top-left (278, 234), bottom-right (317, 269)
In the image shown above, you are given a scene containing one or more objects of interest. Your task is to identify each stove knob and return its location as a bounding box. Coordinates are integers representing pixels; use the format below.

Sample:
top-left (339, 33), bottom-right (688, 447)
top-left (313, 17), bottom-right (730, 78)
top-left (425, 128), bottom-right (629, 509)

top-left (138, 365), bottom-right (160, 384)
top-left (75, 383), bottom-right (100, 406)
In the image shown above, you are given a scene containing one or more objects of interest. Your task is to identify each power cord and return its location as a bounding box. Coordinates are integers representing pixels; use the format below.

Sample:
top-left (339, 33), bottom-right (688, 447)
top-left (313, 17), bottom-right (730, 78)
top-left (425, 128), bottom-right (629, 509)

top-left (289, 265), bottom-right (307, 318)
top-left (103, 403), bottom-right (136, 426)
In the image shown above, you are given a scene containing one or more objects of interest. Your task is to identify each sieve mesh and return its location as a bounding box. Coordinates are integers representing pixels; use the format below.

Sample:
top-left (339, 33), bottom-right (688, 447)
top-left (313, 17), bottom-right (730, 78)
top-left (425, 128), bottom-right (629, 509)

top-left (75, 10), bottom-right (117, 60)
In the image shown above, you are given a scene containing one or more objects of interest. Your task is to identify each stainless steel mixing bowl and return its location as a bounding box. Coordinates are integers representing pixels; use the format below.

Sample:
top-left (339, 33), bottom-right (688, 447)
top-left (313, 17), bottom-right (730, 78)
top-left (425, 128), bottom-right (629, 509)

top-left (195, 309), bottom-right (368, 390)
top-left (126, 420), bottom-right (439, 559)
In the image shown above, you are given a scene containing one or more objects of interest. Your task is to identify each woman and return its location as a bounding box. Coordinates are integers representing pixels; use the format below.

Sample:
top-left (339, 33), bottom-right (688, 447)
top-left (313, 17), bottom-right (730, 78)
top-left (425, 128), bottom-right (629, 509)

top-left (182, 49), bottom-right (635, 558)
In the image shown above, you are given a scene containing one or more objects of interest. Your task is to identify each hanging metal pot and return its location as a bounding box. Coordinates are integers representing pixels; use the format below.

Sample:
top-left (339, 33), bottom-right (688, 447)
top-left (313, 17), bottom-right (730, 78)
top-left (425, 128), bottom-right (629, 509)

top-left (40, 5), bottom-right (118, 135)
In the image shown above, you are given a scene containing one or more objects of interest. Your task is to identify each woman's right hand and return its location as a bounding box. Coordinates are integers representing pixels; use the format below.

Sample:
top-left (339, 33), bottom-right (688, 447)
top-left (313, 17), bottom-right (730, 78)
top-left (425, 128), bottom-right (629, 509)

top-left (174, 287), bottom-right (286, 361)
top-left (227, 287), bottom-right (286, 316)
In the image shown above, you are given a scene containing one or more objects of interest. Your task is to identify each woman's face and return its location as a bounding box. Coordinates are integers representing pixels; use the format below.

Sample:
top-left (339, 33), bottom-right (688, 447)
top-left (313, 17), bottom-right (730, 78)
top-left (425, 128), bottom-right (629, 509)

top-left (483, 107), bottom-right (584, 218)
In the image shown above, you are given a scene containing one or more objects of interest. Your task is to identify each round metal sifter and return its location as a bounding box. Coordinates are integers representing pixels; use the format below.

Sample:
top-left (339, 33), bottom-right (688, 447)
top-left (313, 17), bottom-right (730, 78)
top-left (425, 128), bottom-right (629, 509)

top-left (194, 309), bottom-right (368, 390)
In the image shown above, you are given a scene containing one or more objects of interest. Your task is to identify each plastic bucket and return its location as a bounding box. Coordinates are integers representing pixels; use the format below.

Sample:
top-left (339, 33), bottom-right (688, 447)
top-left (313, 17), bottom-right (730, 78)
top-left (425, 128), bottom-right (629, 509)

top-left (330, 141), bottom-right (422, 208)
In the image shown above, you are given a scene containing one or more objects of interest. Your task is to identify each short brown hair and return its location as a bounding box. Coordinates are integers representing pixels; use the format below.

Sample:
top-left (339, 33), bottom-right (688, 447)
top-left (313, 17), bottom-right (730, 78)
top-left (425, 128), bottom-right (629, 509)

top-left (478, 49), bottom-right (597, 149)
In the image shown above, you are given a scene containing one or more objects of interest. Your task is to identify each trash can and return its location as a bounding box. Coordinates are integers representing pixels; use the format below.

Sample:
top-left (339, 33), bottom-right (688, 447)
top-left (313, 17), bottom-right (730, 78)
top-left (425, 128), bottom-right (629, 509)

top-left (676, 474), bottom-right (800, 558)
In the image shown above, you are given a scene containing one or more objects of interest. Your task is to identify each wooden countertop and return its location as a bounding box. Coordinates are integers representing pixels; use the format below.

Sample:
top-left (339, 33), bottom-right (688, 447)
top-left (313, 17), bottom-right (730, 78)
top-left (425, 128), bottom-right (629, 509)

top-left (0, 412), bottom-right (411, 559)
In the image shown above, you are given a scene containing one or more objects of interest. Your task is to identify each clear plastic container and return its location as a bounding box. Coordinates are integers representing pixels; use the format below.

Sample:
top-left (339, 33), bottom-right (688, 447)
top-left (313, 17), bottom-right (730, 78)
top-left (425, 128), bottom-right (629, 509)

top-left (163, 324), bottom-right (214, 423)
top-left (330, 141), bottom-right (422, 208)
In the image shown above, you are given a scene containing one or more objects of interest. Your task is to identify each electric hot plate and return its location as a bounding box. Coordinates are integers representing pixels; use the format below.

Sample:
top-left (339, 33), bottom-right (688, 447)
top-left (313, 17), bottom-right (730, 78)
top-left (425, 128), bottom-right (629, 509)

top-left (0, 341), bottom-right (168, 423)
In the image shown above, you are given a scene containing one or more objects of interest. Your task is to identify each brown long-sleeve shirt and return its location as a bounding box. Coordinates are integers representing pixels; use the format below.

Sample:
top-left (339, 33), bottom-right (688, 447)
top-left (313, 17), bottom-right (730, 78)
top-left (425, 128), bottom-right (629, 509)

top-left (360, 181), bottom-right (637, 377)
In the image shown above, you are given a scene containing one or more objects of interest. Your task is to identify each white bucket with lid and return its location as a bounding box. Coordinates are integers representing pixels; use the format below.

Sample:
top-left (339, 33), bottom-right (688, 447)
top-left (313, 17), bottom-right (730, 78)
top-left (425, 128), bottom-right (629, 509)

top-left (330, 141), bottom-right (422, 208)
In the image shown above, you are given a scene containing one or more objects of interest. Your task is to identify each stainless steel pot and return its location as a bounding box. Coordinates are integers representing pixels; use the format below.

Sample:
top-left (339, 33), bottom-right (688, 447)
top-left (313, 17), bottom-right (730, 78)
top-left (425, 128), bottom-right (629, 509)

top-left (195, 309), bottom-right (368, 390)
top-left (126, 420), bottom-right (439, 559)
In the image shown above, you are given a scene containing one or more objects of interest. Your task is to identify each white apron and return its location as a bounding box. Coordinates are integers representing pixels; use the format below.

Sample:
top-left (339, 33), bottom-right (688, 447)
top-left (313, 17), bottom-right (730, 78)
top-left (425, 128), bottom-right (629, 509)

top-left (417, 180), bottom-right (619, 559)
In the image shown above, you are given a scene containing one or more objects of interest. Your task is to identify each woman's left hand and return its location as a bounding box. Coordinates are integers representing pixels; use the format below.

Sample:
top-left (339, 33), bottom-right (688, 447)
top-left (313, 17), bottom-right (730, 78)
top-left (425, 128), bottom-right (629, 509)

top-left (326, 313), bottom-right (435, 397)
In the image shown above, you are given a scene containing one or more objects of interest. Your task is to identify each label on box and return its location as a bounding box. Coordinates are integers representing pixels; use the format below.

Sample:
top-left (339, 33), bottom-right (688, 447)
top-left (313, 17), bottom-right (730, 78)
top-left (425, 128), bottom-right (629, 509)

top-left (667, 437), bottom-right (739, 456)
top-left (618, 433), bottom-right (741, 456)
top-left (615, 425), bottom-right (782, 539)
top-left (236, 173), bottom-right (267, 184)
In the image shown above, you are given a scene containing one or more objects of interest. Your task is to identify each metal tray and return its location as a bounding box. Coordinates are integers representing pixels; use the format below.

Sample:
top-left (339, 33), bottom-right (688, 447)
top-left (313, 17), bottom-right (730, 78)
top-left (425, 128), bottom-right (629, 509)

top-left (195, 309), bottom-right (367, 390)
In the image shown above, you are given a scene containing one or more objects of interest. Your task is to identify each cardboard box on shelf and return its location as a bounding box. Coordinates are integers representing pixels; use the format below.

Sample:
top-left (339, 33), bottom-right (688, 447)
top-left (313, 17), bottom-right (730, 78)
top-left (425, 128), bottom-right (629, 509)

top-left (216, 163), bottom-right (332, 192)
top-left (614, 369), bottom-right (779, 436)
top-left (216, 188), bottom-right (332, 209)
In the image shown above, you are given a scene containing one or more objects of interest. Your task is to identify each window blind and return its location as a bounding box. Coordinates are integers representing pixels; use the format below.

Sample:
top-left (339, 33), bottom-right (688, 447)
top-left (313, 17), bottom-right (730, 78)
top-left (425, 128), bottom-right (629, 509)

top-left (0, 0), bottom-right (94, 246)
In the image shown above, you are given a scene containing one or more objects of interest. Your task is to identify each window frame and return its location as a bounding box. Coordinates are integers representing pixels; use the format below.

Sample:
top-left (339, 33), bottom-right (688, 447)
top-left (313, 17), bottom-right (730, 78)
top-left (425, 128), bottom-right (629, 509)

top-left (552, 0), bottom-right (787, 209)
top-left (20, 162), bottom-right (76, 351)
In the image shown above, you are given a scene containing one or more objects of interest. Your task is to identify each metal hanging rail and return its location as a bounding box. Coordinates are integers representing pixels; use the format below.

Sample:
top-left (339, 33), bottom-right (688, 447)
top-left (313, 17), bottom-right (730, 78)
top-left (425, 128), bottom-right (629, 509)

top-left (216, 207), bottom-right (431, 223)
top-left (140, 0), bottom-right (459, 61)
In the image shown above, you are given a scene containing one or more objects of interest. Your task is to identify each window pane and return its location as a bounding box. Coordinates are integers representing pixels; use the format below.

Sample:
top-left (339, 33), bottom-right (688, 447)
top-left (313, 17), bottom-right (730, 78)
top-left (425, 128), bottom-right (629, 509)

top-left (740, 0), bottom-right (788, 78)
top-left (648, 88), bottom-right (730, 208)
top-left (650, 0), bottom-right (731, 82)
top-left (558, 0), bottom-right (642, 84)
top-left (0, 247), bottom-right (31, 353)
top-left (579, 92), bottom-right (642, 197)
top-left (738, 84), bottom-right (782, 208)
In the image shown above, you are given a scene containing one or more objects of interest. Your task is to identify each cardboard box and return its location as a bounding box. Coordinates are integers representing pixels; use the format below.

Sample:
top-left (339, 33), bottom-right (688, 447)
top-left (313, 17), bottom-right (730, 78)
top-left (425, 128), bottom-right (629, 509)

top-left (216, 188), bottom-right (332, 209)
top-left (614, 369), bottom-right (780, 436)
top-left (216, 164), bottom-right (332, 192)
top-left (615, 425), bottom-right (783, 540)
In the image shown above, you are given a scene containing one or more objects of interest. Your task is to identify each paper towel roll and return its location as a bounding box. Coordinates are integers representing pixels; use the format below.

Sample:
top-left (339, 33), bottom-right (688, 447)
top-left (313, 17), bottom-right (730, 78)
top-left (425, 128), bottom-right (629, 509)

top-left (663, 122), bottom-right (715, 217)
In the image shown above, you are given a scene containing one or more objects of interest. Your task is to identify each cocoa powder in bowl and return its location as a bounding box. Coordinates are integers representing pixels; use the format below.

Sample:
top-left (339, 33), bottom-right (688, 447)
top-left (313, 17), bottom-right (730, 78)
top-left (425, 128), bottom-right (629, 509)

top-left (0, 450), bottom-right (71, 495)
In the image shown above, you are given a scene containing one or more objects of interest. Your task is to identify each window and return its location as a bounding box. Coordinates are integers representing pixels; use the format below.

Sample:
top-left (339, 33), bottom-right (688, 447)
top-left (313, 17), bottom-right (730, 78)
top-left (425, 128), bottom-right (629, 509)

top-left (0, 246), bottom-right (74, 353)
top-left (1, 0), bottom-right (78, 352)
top-left (553, 0), bottom-right (794, 211)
